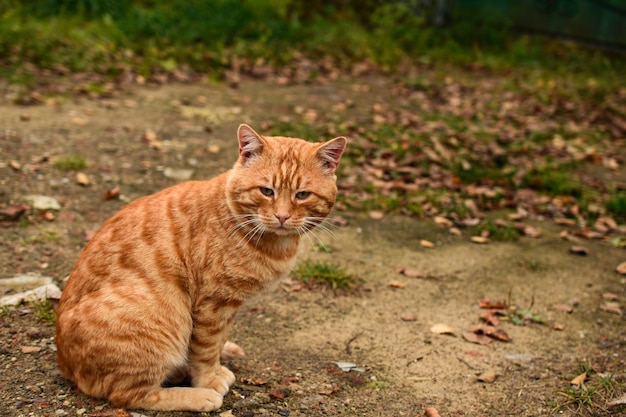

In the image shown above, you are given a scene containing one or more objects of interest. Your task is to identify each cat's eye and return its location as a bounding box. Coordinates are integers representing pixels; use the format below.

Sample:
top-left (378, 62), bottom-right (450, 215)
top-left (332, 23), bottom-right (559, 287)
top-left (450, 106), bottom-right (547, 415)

top-left (295, 191), bottom-right (311, 200)
top-left (259, 187), bottom-right (274, 197)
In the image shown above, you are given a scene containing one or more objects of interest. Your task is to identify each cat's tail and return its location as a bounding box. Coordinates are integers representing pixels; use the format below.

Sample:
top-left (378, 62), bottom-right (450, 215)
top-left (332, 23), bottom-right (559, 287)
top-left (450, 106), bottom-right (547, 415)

top-left (221, 341), bottom-right (245, 360)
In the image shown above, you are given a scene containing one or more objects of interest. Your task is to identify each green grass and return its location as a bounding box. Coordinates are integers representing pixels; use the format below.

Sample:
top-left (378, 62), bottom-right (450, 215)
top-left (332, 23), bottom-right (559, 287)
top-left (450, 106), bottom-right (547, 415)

top-left (472, 220), bottom-right (520, 242)
top-left (1, 0), bottom-right (624, 83)
top-left (32, 298), bottom-right (56, 324)
top-left (605, 193), bottom-right (626, 223)
top-left (293, 260), bottom-right (354, 291)
top-left (53, 155), bottom-right (88, 171)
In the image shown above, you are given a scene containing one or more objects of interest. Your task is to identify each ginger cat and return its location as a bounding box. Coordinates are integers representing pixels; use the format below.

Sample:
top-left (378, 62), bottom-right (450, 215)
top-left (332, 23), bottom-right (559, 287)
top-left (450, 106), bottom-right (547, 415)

top-left (55, 124), bottom-right (346, 412)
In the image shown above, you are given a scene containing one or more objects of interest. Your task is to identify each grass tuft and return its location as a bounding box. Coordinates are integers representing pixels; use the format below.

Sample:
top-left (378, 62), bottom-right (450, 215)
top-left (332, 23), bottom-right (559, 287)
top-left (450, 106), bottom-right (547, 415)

top-left (293, 260), bottom-right (354, 291)
top-left (53, 155), bottom-right (88, 171)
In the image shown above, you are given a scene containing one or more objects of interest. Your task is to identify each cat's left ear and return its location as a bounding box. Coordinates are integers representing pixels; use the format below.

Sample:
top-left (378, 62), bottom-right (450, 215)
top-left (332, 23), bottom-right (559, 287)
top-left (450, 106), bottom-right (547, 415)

top-left (317, 136), bottom-right (347, 173)
top-left (238, 124), bottom-right (266, 163)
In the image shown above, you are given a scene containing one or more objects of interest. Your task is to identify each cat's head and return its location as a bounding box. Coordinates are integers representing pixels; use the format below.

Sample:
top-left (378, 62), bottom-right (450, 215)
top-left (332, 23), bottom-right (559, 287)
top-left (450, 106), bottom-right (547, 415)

top-left (226, 124), bottom-right (346, 239)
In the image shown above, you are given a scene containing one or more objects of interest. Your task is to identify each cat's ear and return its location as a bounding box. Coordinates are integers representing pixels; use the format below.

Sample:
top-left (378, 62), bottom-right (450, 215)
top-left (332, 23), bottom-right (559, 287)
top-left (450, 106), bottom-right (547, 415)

top-left (237, 124), bottom-right (265, 163)
top-left (317, 136), bottom-right (347, 173)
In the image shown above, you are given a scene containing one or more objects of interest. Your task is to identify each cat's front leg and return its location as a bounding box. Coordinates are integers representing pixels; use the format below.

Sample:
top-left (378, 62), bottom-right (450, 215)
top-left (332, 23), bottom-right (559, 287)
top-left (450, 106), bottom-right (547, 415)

top-left (188, 319), bottom-right (236, 395)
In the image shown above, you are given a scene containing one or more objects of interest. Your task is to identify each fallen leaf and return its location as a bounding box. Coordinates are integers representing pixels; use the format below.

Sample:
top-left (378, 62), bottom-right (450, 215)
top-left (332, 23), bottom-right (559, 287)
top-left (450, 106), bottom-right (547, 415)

top-left (479, 298), bottom-right (507, 309)
top-left (424, 407), bottom-right (442, 417)
top-left (449, 227), bottom-right (462, 236)
top-left (522, 226), bottom-right (542, 238)
top-left (20, 346), bottom-right (42, 353)
top-left (400, 313), bottom-right (417, 322)
top-left (472, 324), bottom-right (511, 342)
top-left (388, 281), bottom-right (406, 288)
top-left (603, 293), bottom-right (619, 300)
top-left (570, 372), bottom-right (587, 385)
top-left (143, 128), bottom-right (157, 142)
top-left (616, 262), bottom-right (626, 275)
top-left (269, 390), bottom-right (286, 401)
top-left (471, 236), bottom-right (489, 244)
top-left (207, 145), bottom-right (221, 154)
top-left (609, 393), bottom-right (626, 407)
top-left (103, 186), bottom-right (121, 200)
top-left (397, 268), bottom-right (424, 278)
top-left (70, 117), bottom-right (88, 126)
top-left (369, 210), bottom-right (384, 219)
top-left (464, 351), bottom-right (484, 357)
top-left (0, 204), bottom-right (29, 220)
top-left (477, 371), bottom-right (498, 383)
top-left (600, 302), bottom-right (622, 315)
top-left (241, 377), bottom-right (268, 386)
top-left (553, 323), bottom-right (565, 331)
top-left (569, 246), bottom-right (589, 255)
top-left (430, 323), bottom-right (455, 335)
top-left (480, 311), bottom-right (501, 326)
top-left (434, 216), bottom-right (452, 226)
top-left (552, 304), bottom-right (574, 313)
top-left (462, 332), bottom-right (492, 345)
top-left (9, 160), bottom-right (21, 170)
top-left (76, 172), bottom-right (90, 186)
top-left (420, 239), bottom-right (435, 248)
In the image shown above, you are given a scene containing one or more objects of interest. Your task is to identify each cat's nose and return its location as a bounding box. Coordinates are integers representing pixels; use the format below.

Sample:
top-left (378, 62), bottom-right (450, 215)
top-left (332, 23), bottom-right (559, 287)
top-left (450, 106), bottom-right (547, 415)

top-left (275, 213), bottom-right (291, 225)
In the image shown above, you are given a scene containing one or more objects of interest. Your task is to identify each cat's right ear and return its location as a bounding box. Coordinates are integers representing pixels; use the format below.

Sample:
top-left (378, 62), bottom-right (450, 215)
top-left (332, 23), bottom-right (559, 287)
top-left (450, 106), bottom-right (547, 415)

top-left (237, 124), bottom-right (265, 163)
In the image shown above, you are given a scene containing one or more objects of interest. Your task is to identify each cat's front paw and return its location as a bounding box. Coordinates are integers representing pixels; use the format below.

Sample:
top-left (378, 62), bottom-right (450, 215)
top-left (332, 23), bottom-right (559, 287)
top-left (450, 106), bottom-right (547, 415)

top-left (195, 366), bottom-right (235, 396)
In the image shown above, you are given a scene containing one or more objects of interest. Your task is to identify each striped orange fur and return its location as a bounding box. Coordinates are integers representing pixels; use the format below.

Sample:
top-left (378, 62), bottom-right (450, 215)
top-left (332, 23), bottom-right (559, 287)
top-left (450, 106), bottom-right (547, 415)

top-left (55, 124), bottom-right (346, 411)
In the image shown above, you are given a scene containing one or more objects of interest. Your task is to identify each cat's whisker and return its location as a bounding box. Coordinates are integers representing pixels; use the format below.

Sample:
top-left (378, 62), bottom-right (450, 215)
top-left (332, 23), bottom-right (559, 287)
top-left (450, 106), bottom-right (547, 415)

top-left (303, 218), bottom-right (337, 240)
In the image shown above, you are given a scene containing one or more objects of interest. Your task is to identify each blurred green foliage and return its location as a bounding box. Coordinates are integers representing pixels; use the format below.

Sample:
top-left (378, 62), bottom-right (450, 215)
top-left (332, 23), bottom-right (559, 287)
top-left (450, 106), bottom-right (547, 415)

top-left (1, 0), bottom-right (623, 78)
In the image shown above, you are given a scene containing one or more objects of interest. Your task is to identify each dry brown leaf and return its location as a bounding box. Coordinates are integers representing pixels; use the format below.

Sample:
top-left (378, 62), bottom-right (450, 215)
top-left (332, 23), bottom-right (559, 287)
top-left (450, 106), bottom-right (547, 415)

top-left (434, 216), bottom-right (452, 227)
top-left (522, 226), bottom-right (542, 238)
top-left (400, 313), bottom-right (417, 322)
top-left (397, 268), bottom-right (424, 278)
top-left (480, 311), bottom-right (501, 326)
top-left (9, 160), bottom-right (21, 170)
top-left (449, 227), bottom-right (462, 236)
top-left (207, 145), bottom-right (221, 154)
top-left (477, 371), bottom-right (498, 383)
top-left (242, 377), bottom-right (268, 386)
top-left (553, 323), bottom-right (565, 331)
top-left (70, 117), bottom-right (88, 126)
top-left (424, 407), bottom-right (442, 417)
top-left (570, 372), bottom-right (587, 385)
top-left (76, 172), bottom-right (90, 186)
top-left (600, 302), bottom-right (622, 315)
top-left (103, 186), bottom-right (121, 200)
top-left (0, 204), bottom-right (29, 220)
top-left (478, 298), bottom-right (507, 309)
top-left (20, 346), bottom-right (42, 354)
top-left (388, 281), bottom-right (406, 288)
top-left (471, 236), bottom-right (489, 244)
top-left (472, 324), bottom-right (511, 342)
top-left (616, 262), bottom-right (626, 275)
top-left (430, 323), bottom-right (455, 335)
top-left (555, 218), bottom-right (577, 226)
top-left (420, 239), bottom-right (435, 248)
top-left (462, 331), bottom-right (492, 345)
top-left (603, 293), bottom-right (619, 300)
top-left (569, 246), bottom-right (589, 256)
top-left (369, 210), bottom-right (384, 220)
top-left (552, 303), bottom-right (573, 313)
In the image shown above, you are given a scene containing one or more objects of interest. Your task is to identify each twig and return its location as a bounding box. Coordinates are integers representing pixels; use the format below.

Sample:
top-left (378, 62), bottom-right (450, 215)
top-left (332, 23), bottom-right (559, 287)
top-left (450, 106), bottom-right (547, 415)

top-left (345, 332), bottom-right (363, 355)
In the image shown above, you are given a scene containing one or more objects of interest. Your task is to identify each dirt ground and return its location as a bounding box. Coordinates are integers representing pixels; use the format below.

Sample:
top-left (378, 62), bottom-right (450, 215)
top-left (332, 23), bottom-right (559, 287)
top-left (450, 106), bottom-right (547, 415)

top-left (1, 76), bottom-right (625, 417)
